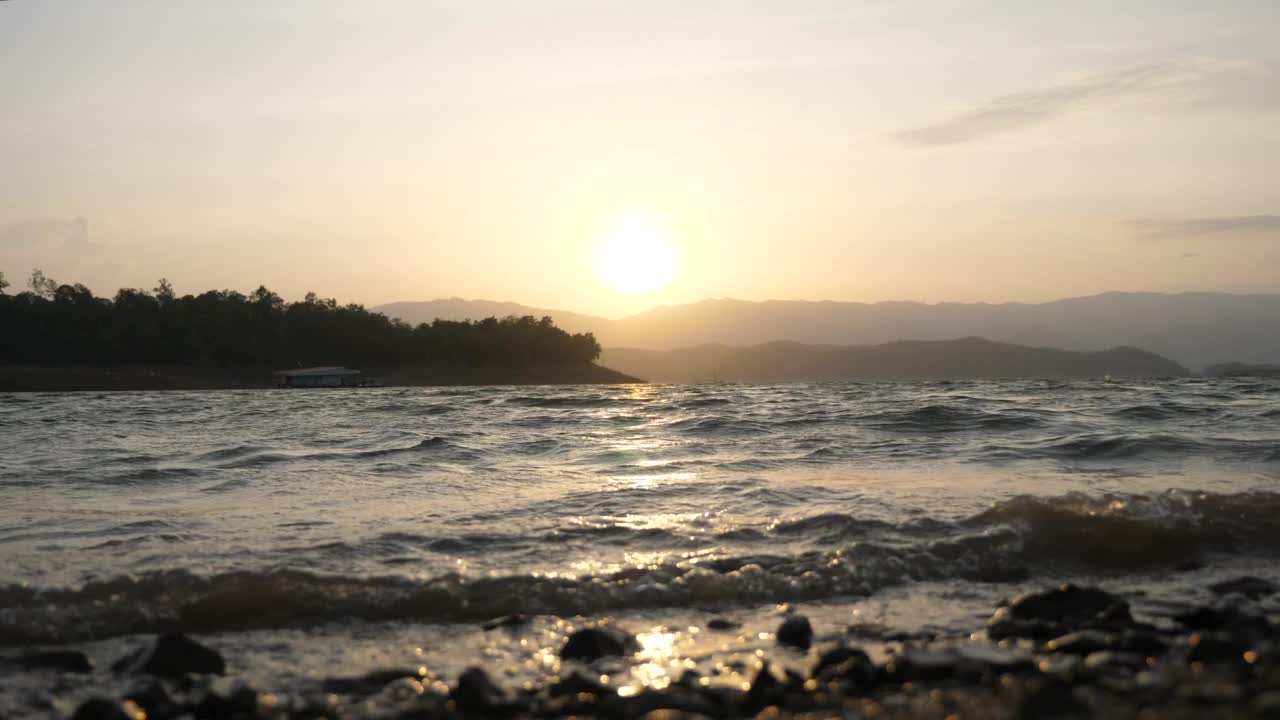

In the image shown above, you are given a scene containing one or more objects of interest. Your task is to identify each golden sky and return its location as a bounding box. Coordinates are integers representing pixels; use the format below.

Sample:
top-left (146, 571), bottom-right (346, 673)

top-left (2, 1), bottom-right (1278, 316)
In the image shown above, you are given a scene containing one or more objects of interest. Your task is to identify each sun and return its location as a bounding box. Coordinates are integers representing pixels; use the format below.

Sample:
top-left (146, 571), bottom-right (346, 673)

top-left (593, 211), bottom-right (679, 294)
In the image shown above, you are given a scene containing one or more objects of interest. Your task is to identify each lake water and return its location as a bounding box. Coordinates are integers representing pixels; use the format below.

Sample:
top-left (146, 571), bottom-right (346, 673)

top-left (2, 379), bottom-right (1279, 714)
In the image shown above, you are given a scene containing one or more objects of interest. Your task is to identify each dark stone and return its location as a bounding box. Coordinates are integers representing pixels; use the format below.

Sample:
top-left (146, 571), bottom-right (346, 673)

top-left (991, 585), bottom-right (1132, 640)
top-left (547, 669), bottom-right (607, 698)
top-left (116, 633), bottom-right (226, 677)
top-left (706, 617), bottom-right (739, 631)
top-left (776, 615), bottom-right (814, 651)
top-left (324, 668), bottom-right (427, 695)
top-left (559, 626), bottom-right (638, 662)
top-left (13, 649), bottom-right (94, 673)
top-left (192, 687), bottom-right (260, 719)
top-left (450, 666), bottom-right (508, 713)
top-left (70, 698), bottom-right (140, 720)
top-left (1210, 576), bottom-right (1277, 600)
top-left (482, 614), bottom-right (529, 631)
top-left (1009, 585), bottom-right (1131, 626)
top-left (1186, 632), bottom-right (1253, 665)
top-left (811, 645), bottom-right (873, 681)
top-left (741, 662), bottom-right (785, 716)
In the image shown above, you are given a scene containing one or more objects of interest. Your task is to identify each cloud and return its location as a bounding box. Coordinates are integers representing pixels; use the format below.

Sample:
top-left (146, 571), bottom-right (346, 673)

top-left (896, 59), bottom-right (1249, 148)
top-left (1132, 215), bottom-right (1280, 239)
top-left (0, 216), bottom-right (100, 255)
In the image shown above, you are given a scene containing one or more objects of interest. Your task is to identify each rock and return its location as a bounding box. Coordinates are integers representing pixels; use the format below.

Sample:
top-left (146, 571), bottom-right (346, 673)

top-left (482, 614), bottom-right (528, 631)
top-left (114, 633), bottom-right (226, 677)
top-left (323, 668), bottom-right (428, 695)
top-left (450, 666), bottom-right (508, 713)
top-left (741, 662), bottom-right (785, 716)
top-left (1010, 585), bottom-right (1131, 626)
top-left (1209, 576), bottom-right (1277, 600)
top-left (811, 645), bottom-right (873, 680)
top-left (11, 649), bottom-right (94, 673)
top-left (70, 699), bottom-right (144, 720)
top-left (990, 585), bottom-right (1132, 639)
top-left (560, 626), bottom-right (638, 662)
top-left (775, 615), bottom-right (814, 651)
top-left (706, 617), bottom-right (739, 631)
top-left (548, 669), bottom-right (607, 698)
top-left (1185, 632), bottom-right (1254, 665)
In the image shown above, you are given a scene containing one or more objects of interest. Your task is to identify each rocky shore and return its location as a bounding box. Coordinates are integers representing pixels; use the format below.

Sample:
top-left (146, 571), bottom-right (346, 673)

top-left (9, 578), bottom-right (1280, 719)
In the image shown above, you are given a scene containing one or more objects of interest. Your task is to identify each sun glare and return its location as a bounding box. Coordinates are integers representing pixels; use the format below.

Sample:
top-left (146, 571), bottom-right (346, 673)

top-left (594, 211), bottom-right (679, 294)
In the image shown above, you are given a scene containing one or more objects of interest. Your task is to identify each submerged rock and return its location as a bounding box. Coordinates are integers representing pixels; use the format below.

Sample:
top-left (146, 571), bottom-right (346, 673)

top-left (706, 617), bottom-right (740, 631)
top-left (114, 633), bottom-right (226, 677)
top-left (559, 626), bottom-right (638, 661)
top-left (776, 615), bottom-right (814, 650)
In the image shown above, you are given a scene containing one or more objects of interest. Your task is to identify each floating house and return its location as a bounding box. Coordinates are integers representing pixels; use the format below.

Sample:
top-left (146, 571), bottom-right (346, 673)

top-left (273, 366), bottom-right (364, 388)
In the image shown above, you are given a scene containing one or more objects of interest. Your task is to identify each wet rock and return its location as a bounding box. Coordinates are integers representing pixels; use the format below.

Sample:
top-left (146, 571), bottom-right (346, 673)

top-left (11, 649), bottom-right (94, 673)
top-left (450, 666), bottom-right (508, 714)
top-left (482, 614), bottom-right (528, 631)
top-left (547, 669), bottom-right (607, 698)
top-left (192, 686), bottom-right (266, 719)
top-left (70, 698), bottom-right (144, 720)
top-left (560, 626), bottom-right (638, 662)
top-left (990, 585), bottom-right (1132, 640)
top-left (606, 686), bottom-right (719, 718)
top-left (775, 615), bottom-right (814, 650)
top-left (706, 617), bottom-right (739, 631)
top-left (1185, 632), bottom-right (1254, 665)
top-left (324, 668), bottom-right (428, 695)
top-left (741, 662), bottom-right (785, 716)
top-left (1210, 576), bottom-right (1277, 600)
top-left (811, 645), bottom-right (873, 680)
top-left (114, 633), bottom-right (226, 677)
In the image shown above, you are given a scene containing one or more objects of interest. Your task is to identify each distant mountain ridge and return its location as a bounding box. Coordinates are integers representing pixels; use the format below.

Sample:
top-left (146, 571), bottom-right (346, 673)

top-left (599, 338), bottom-right (1187, 383)
top-left (374, 292), bottom-right (1280, 371)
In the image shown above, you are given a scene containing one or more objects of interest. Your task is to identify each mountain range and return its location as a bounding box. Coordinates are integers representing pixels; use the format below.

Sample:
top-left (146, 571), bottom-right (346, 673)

top-left (374, 292), bottom-right (1280, 372)
top-left (600, 338), bottom-right (1186, 383)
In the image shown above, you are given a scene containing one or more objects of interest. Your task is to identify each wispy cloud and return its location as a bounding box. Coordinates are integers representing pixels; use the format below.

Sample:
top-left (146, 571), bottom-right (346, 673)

top-left (896, 59), bottom-right (1249, 148)
top-left (1131, 215), bottom-right (1280, 239)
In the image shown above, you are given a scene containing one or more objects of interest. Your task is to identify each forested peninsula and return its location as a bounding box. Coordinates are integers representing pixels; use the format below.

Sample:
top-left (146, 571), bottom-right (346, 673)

top-left (0, 271), bottom-right (636, 391)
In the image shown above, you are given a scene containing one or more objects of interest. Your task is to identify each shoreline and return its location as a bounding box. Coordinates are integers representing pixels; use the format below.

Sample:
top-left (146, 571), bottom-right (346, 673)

top-left (0, 363), bottom-right (642, 392)
top-left (6, 580), bottom-right (1278, 719)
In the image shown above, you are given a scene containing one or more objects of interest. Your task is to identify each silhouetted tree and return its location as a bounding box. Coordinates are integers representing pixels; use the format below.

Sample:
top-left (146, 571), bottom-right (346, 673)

top-left (0, 271), bottom-right (8, 295)
top-left (28, 268), bottom-right (57, 299)
top-left (0, 277), bottom-right (602, 369)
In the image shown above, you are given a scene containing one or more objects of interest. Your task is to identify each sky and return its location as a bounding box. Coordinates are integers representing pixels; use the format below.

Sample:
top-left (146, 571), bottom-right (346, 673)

top-left (2, 0), bottom-right (1279, 317)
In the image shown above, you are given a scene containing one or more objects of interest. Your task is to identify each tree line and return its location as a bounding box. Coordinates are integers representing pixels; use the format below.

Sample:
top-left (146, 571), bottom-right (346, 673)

top-left (0, 269), bottom-right (601, 368)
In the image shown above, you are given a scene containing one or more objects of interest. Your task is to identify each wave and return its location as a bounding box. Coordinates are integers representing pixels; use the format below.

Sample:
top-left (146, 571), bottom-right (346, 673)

top-left (6, 490), bottom-right (1278, 645)
top-left (860, 405), bottom-right (1045, 432)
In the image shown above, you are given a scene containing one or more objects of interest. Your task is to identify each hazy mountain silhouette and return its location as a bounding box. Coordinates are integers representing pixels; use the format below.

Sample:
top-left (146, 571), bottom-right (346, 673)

top-left (374, 292), bottom-right (1280, 371)
top-left (601, 338), bottom-right (1187, 383)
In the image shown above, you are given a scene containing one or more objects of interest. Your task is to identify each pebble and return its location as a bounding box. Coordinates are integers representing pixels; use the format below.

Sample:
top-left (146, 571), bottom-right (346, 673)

top-left (113, 633), bottom-right (226, 677)
top-left (560, 626), bottom-right (639, 661)
top-left (775, 615), bottom-right (814, 650)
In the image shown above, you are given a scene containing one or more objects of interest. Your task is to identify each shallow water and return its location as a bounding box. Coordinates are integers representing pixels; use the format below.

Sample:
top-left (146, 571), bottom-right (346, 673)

top-left (1, 379), bottom-right (1279, 714)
